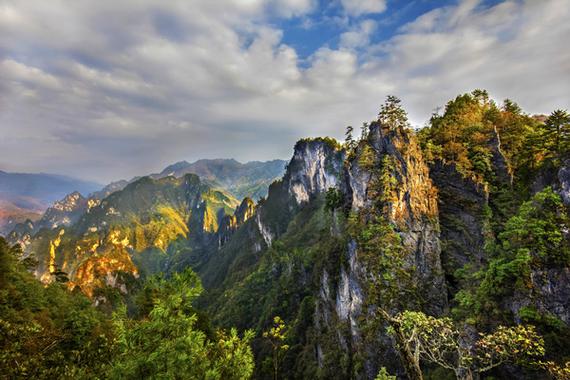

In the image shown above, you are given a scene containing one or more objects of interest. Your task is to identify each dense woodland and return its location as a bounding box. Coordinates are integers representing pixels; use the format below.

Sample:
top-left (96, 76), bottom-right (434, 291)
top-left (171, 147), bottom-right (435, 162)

top-left (1, 91), bottom-right (570, 379)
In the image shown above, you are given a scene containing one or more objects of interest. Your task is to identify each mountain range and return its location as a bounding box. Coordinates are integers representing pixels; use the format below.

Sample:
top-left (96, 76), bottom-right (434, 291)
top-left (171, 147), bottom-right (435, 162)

top-left (0, 159), bottom-right (285, 236)
top-left (4, 92), bottom-right (570, 379)
top-left (0, 171), bottom-right (102, 234)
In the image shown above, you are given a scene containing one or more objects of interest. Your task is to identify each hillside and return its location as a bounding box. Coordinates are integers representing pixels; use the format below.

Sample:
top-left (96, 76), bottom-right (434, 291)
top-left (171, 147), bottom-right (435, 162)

top-left (155, 159), bottom-right (287, 200)
top-left (4, 92), bottom-right (570, 379)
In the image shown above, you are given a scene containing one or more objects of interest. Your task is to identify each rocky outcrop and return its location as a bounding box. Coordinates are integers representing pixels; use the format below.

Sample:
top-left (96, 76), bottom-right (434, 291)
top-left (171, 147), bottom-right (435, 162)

top-left (8, 191), bottom-right (91, 247)
top-left (558, 159), bottom-right (570, 206)
top-left (313, 123), bottom-right (447, 378)
top-left (39, 191), bottom-right (88, 230)
top-left (218, 198), bottom-right (255, 246)
top-left (346, 122), bottom-right (446, 313)
top-left (428, 160), bottom-right (489, 294)
top-left (335, 240), bottom-right (363, 338)
top-left (507, 268), bottom-right (570, 325)
top-left (490, 126), bottom-right (513, 185)
top-left (254, 139), bottom-right (345, 246)
top-left (286, 139), bottom-right (344, 205)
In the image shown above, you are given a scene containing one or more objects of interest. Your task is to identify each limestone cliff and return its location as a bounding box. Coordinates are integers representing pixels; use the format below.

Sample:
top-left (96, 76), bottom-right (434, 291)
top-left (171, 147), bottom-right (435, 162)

top-left (254, 138), bottom-right (345, 246)
top-left (286, 139), bottom-right (344, 205)
top-left (315, 122), bottom-right (446, 377)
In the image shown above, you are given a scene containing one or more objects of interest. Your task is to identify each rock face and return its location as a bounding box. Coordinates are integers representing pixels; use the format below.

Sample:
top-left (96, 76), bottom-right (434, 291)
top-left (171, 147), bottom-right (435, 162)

top-left (286, 139), bottom-right (344, 205)
top-left (39, 191), bottom-right (89, 230)
top-left (255, 138), bottom-right (345, 245)
top-left (428, 161), bottom-right (489, 293)
top-left (503, 267), bottom-right (570, 328)
top-left (313, 123), bottom-right (447, 377)
top-left (218, 198), bottom-right (255, 246)
top-left (18, 174), bottom-right (239, 296)
top-left (346, 122), bottom-right (446, 312)
top-left (558, 159), bottom-right (570, 206)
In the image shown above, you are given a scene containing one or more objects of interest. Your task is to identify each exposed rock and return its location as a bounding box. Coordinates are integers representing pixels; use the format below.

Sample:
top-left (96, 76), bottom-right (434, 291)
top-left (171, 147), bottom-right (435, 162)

top-left (490, 126), bottom-right (513, 185)
top-left (255, 213), bottom-right (273, 246)
top-left (507, 268), bottom-right (570, 325)
top-left (255, 138), bottom-right (345, 245)
top-left (286, 139), bottom-right (344, 205)
top-left (347, 122), bottom-right (446, 313)
top-left (335, 240), bottom-right (363, 339)
top-left (315, 123), bottom-right (447, 378)
top-left (39, 191), bottom-right (88, 230)
top-left (428, 160), bottom-right (489, 295)
top-left (558, 159), bottom-right (570, 206)
top-left (218, 198), bottom-right (256, 246)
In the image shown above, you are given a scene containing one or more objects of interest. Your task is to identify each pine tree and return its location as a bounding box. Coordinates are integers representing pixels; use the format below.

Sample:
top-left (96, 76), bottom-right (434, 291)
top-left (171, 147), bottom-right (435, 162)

top-left (543, 109), bottom-right (570, 159)
top-left (378, 95), bottom-right (409, 131)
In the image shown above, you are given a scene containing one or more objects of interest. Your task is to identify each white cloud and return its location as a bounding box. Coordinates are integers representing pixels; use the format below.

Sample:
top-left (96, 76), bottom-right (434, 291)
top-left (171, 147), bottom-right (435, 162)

top-left (0, 0), bottom-right (568, 183)
top-left (340, 19), bottom-right (377, 48)
top-left (340, 0), bottom-right (387, 17)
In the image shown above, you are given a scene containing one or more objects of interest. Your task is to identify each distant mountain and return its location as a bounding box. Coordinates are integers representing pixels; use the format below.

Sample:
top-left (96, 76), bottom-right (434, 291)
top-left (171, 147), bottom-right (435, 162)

top-left (0, 171), bottom-right (102, 234)
top-left (155, 159), bottom-right (287, 200)
top-left (9, 174), bottom-right (240, 296)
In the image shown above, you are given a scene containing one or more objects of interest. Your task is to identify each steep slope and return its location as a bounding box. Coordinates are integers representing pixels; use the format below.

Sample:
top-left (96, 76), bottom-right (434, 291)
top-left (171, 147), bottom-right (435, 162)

top-left (18, 174), bottom-right (239, 297)
top-left (198, 123), bottom-right (446, 378)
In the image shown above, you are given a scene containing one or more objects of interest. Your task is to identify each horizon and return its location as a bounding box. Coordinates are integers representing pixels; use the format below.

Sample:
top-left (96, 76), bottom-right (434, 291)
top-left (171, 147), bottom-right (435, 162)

top-left (1, 0), bottom-right (569, 183)
top-left (0, 156), bottom-right (290, 186)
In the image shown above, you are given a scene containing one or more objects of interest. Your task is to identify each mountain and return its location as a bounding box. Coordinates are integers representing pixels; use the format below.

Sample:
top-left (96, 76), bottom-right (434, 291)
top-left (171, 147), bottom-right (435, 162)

top-left (16, 174), bottom-right (240, 296)
top-left (154, 158), bottom-right (287, 200)
top-left (6, 92), bottom-right (570, 379)
top-left (0, 171), bottom-right (102, 234)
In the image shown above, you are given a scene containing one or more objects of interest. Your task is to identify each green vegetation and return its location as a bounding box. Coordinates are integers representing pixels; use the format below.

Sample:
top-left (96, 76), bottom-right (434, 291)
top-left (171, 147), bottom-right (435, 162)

top-left (418, 90), bottom-right (548, 187)
top-left (0, 237), bottom-right (114, 379)
top-left (262, 316), bottom-right (289, 380)
top-left (110, 269), bottom-right (254, 380)
top-left (3, 90), bottom-right (568, 379)
top-left (455, 187), bottom-right (570, 323)
top-left (0, 237), bottom-right (254, 379)
top-left (389, 311), bottom-right (545, 380)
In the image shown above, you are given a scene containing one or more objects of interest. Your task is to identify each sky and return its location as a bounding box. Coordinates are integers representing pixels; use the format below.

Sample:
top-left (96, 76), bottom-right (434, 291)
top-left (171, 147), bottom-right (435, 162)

top-left (0, 0), bottom-right (569, 183)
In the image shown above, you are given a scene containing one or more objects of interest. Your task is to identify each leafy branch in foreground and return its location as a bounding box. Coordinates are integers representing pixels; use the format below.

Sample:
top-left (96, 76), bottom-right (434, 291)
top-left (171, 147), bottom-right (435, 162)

top-left (388, 310), bottom-right (546, 380)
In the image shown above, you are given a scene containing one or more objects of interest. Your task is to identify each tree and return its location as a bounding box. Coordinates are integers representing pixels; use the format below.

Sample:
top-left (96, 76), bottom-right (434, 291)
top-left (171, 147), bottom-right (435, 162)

top-left (263, 316), bottom-right (289, 380)
top-left (543, 109), bottom-right (570, 159)
top-left (378, 95), bottom-right (410, 131)
top-left (345, 125), bottom-right (357, 151)
top-left (109, 268), bottom-right (254, 379)
top-left (390, 311), bottom-right (545, 380)
top-left (325, 187), bottom-right (343, 211)
top-left (360, 122), bottom-right (370, 141)
top-left (0, 237), bottom-right (115, 379)
top-left (375, 367), bottom-right (396, 380)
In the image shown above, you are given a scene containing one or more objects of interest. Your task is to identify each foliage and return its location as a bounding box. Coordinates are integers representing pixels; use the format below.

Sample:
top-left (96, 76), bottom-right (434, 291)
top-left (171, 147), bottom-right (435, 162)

top-left (542, 109), bottom-right (570, 160)
top-left (418, 90), bottom-right (548, 186)
top-left (263, 316), bottom-right (290, 380)
top-left (325, 187), bottom-right (344, 211)
top-left (455, 188), bottom-right (570, 322)
top-left (540, 360), bottom-right (570, 380)
top-left (375, 367), bottom-right (397, 380)
top-left (345, 125), bottom-right (357, 152)
top-left (378, 95), bottom-right (410, 131)
top-left (109, 268), bottom-right (255, 379)
top-left (390, 311), bottom-right (545, 379)
top-left (0, 237), bottom-right (115, 379)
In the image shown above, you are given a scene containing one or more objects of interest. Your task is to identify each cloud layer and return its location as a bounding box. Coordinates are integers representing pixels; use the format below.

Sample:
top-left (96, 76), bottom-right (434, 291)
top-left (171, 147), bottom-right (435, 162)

top-left (1, 0), bottom-right (568, 183)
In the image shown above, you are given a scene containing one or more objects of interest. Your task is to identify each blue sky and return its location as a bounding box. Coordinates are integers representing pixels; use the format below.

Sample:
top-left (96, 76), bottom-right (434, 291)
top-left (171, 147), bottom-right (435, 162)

top-left (0, 0), bottom-right (568, 183)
